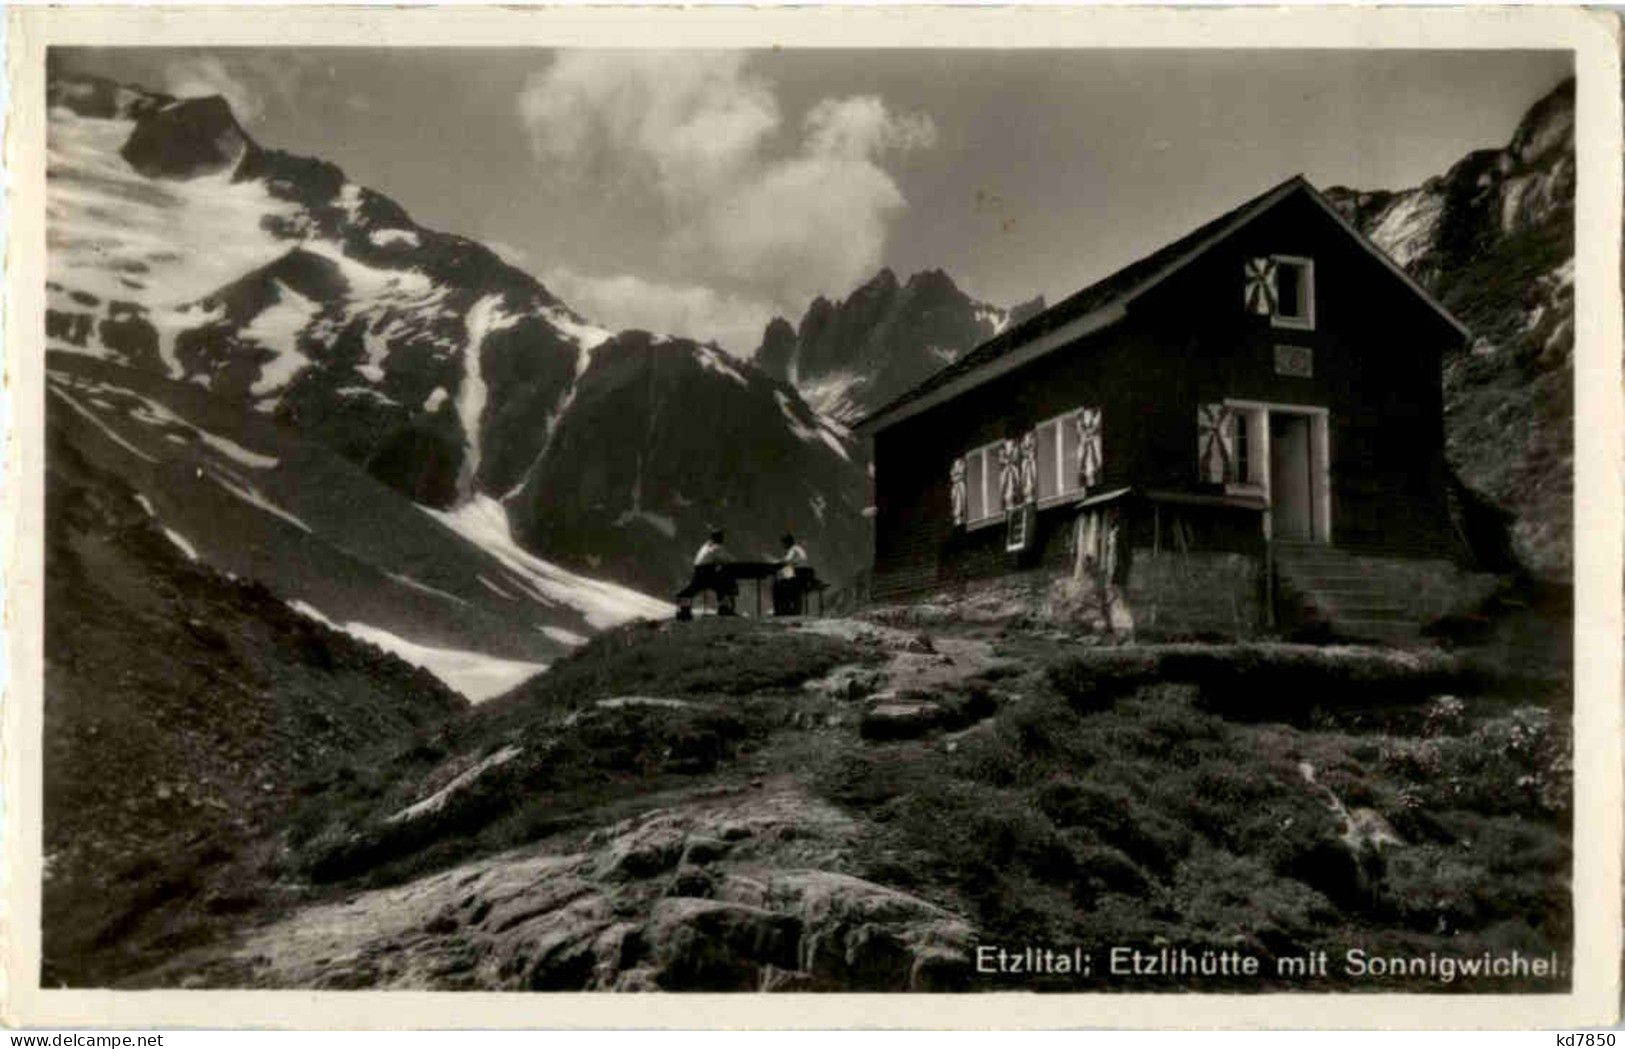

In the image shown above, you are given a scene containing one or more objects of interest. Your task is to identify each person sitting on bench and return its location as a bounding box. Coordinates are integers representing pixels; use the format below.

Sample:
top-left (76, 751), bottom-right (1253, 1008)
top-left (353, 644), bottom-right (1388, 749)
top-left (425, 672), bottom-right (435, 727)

top-left (772, 533), bottom-right (809, 616)
top-left (675, 529), bottom-right (738, 620)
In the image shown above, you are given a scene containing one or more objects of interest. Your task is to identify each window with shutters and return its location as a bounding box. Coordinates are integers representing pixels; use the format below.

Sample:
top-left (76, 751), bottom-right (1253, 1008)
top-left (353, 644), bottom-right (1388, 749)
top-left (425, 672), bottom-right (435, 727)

top-left (1270, 255), bottom-right (1314, 331)
top-left (1033, 408), bottom-right (1096, 507)
top-left (963, 441), bottom-right (1002, 526)
top-left (1199, 402), bottom-right (1266, 489)
top-left (1229, 407), bottom-right (1267, 491)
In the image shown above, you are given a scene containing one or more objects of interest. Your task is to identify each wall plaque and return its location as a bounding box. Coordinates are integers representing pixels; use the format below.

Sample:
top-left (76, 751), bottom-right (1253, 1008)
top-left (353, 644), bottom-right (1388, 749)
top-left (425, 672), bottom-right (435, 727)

top-left (1274, 344), bottom-right (1313, 378)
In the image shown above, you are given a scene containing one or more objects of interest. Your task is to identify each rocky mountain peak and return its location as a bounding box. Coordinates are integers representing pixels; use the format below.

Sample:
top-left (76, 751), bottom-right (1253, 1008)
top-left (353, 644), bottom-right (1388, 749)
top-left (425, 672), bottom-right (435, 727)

top-left (119, 95), bottom-right (259, 180)
top-left (755, 316), bottom-right (799, 382)
top-left (903, 267), bottom-right (959, 297)
top-left (47, 69), bottom-right (869, 599)
top-left (757, 267), bottom-right (1015, 423)
top-left (1324, 74), bottom-right (1574, 579)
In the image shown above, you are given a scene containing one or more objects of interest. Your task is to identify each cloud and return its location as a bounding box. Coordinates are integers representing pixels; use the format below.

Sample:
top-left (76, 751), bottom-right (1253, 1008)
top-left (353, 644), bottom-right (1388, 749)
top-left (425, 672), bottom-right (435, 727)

top-left (517, 52), bottom-right (936, 311)
top-left (519, 52), bottom-right (777, 204)
top-left (164, 55), bottom-right (264, 120)
top-left (544, 267), bottom-right (778, 358)
top-left (161, 53), bottom-right (305, 125)
top-left (803, 95), bottom-right (938, 159)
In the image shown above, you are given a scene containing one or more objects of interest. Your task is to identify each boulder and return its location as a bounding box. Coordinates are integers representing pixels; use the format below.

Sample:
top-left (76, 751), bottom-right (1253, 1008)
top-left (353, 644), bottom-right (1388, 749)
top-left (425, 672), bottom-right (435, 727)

top-left (859, 695), bottom-right (943, 741)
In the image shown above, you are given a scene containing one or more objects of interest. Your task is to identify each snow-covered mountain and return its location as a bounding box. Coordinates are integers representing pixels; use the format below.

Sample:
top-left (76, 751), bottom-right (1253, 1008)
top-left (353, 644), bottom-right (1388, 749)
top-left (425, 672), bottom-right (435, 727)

top-left (754, 267), bottom-right (1043, 424)
top-left (1325, 76), bottom-right (1574, 579)
top-left (46, 72), bottom-right (869, 641)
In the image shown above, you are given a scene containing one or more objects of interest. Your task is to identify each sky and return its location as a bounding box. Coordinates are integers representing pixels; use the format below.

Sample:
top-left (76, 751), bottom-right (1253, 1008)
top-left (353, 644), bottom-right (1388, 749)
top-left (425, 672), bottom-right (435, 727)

top-left (56, 47), bottom-right (1572, 357)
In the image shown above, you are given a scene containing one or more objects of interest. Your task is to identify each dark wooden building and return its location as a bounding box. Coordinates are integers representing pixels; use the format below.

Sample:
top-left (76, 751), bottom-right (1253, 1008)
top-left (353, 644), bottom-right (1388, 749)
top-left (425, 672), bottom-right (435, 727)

top-left (856, 176), bottom-right (1491, 640)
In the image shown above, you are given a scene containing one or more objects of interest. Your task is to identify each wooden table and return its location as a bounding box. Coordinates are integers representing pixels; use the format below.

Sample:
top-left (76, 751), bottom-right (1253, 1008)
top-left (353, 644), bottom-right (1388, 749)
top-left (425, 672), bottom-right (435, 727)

top-left (722, 561), bottom-right (780, 617)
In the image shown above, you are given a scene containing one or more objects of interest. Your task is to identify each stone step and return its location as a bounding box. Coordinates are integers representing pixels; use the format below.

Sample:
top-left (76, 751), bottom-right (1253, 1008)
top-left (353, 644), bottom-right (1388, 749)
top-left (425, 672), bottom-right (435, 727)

top-left (1274, 554), bottom-right (1364, 571)
top-left (1291, 586), bottom-right (1419, 605)
top-left (1279, 578), bottom-right (1398, 595)
top-left (1336, 618), bottom-right (1423, 641)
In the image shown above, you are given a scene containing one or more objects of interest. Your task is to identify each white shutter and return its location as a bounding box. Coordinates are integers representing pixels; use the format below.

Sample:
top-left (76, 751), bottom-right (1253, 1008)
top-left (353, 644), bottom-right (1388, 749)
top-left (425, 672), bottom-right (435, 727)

top-left (950, 457), bottom-right (967, 526)
top-left (1077, 407), bottom-right (1103, 489)
top-left (1198, 403), bottom-right (1235, 483)
top-left (1244, 257), bottom-right (1278, 315)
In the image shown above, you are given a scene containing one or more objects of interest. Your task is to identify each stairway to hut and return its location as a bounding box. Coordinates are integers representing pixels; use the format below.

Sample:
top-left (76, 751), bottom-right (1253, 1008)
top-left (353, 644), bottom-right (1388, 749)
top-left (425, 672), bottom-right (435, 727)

top-left (1271, 541), bottom-right (1422, 644)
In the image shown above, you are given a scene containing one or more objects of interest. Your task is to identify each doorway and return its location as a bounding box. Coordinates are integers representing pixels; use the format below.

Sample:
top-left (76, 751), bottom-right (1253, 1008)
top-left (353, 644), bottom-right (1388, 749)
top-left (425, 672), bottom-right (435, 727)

top-left (1269, 413), bottom-right (1315, 541)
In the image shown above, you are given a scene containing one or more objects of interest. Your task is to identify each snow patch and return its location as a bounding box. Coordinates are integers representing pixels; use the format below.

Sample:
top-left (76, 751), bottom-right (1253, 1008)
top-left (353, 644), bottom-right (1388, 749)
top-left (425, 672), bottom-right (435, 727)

top-left (975, 304), bottom-right (1009, 336)
top-left (478, 574), bottom-right (518, 600)
top-left (106, 382), bottom-right (281, 469)
top-left (799, 371), bottom-right (863, 421)
top-left (775, 390), bottom-right (851, 462)
top-left (244, 280), bottom-right (320, 397)
top-left (542, 626), bottom-right (588, 647)
top-left (209, 471), bottom-right (313, 533)
top-left (288, 600), bottom-right (546, 703)
top-left (336, 182), bottom-right (366, 222)
top-left (424, 387), bottom-right (450, 413)
top-left (455, 295), bottom-right (520, 500)
top-left (301, 239), bottom-right (437, 303)
top-left (369, 228), bottom-right (421, 249)
top-left (163, 528), bottom-right (200, 561)
top-left (386, 571), bottom-right (469, 607)
top-left (421, 495), bottom-right (672, 629)
top-left (47, 384), bottom-right (158, 464)
top-left (334, 386), bottom-right (394, 404)
top-left (544, 307), bottom-right (614, 355)
top-left (358, 323), bottom-right (392, 383)
top-left (612, 454), bottom-right (678, 538)
top-left (696, 344), bottom-right (749, 387)
top-left (196, 431), bottom-right (279, 470)
top-left (47, 109), bottom-right (298, 308)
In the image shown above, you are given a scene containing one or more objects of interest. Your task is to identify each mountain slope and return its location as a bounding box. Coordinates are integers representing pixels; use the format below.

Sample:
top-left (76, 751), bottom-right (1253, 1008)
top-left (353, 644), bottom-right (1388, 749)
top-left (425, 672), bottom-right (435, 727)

top-left (1325, 76), bottom-right (1574, 579)
top-left (47, 71), bottom-right (868, 597)
top-left (754, 267), bottom-right (1042, 424)
top-left (48, 354), bottom-right (668, 700)
top-left (508, 331), bottom-right (868, 596)
top-left (43, 423), bottom-right (470, 984)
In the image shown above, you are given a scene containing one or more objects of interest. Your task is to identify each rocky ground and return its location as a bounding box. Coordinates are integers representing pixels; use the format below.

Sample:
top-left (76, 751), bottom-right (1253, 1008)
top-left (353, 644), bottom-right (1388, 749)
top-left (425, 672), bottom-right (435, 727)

top-left (95, 610), bottom-right (1571, 994)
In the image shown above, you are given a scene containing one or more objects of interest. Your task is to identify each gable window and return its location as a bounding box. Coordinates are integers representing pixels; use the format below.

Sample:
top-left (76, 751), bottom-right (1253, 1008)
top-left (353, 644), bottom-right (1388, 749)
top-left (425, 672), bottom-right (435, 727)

top-left (1270, 255), bottom-right (1314, 330)
top-left (1244, 254), bottom-right (1315, 331)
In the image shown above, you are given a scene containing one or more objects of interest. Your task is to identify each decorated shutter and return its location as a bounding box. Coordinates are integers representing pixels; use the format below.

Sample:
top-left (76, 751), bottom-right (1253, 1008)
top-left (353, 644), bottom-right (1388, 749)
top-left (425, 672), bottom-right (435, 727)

top-left (1198, 402), bottom-right (1235, 483)
top-left (1244, 257), bottom-right (1278, 316)
top-left (1076, 408), bottom-right (1103, 489)
top-left (950, 457), bottom-right (967, 526)
top-left (1019, 431), bottom-right (1039, 505)
top-left (998, 438), bottom-right (1021, 512)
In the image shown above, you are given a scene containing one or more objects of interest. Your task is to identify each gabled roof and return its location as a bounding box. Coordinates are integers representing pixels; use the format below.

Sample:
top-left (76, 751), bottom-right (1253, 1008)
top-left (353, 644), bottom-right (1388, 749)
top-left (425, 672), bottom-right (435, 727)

top-left (856, 175), bottom-right (1470, 434)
